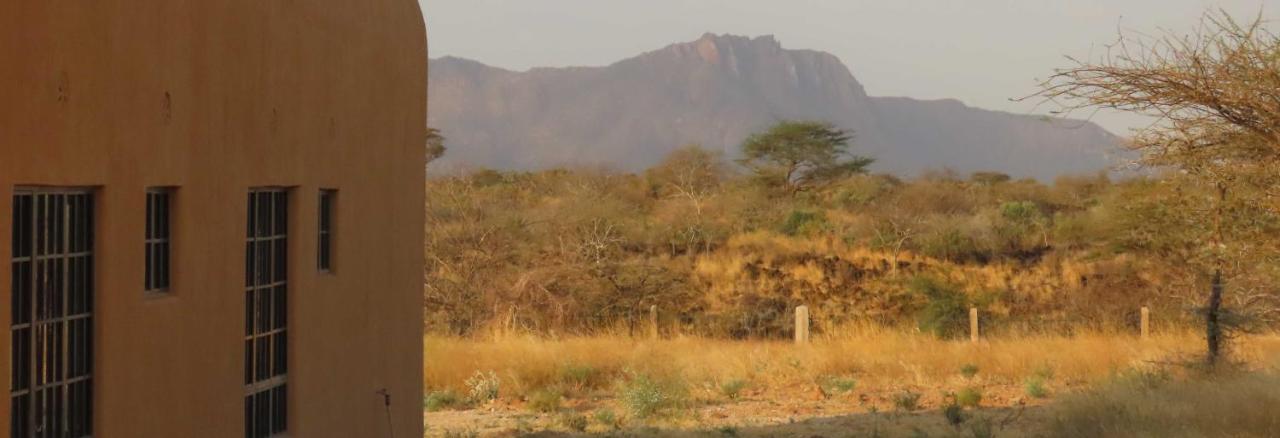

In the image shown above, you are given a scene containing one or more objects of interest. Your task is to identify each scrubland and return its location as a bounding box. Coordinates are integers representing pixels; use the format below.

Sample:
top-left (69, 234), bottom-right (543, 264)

top-left (423, 157), bottom-right (1280, 436)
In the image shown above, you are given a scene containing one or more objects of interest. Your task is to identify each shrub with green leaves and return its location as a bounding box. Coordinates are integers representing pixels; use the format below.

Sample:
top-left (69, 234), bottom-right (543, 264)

top-left (778, 210), bottom-right (829, 236)
top-left (820, 376), bottom-right (857, 395)
top-left (960, 364), bottom-right (980, 379)
top-left (619, 373), bottom-right (683, 419)
top-left (912, 276), bottom-right (971, 339)
top-left (957, 387), bottom-right (983, 407)
top-left (424, 390), bottom-right (464, 412)
top-left (1025, 376), bottom-right (1049, 398)
top-left (920, 227), bottom-right (983, 263)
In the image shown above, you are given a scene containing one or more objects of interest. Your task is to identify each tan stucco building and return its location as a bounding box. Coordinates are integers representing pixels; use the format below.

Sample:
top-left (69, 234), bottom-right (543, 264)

top-left (0, 1), bottom-right (427, 437)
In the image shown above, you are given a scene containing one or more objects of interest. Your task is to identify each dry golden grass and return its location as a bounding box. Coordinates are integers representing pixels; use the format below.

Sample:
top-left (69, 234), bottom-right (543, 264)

top-left (424, 327), bottom-right (1280, 399)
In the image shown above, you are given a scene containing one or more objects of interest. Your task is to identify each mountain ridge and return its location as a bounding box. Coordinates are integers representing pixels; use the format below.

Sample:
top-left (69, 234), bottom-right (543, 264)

top-left (428, 33), bottom-right (1123, 180)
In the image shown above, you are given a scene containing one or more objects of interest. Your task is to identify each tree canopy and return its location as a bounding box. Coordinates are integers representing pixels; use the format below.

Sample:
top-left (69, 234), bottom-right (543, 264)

top-left (738, 121), bottom-right (874, 194)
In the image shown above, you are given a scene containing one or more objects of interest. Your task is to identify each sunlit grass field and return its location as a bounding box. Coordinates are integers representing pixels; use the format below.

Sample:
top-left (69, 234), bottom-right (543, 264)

top-left (423, 328), bottom-right (1280, 437)
top-left (425, 329), bottom-right (1280, 397)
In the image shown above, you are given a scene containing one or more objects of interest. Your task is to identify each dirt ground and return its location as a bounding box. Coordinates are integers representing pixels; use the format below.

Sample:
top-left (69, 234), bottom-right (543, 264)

top-left (424, 383), bottom-right (1065, 437)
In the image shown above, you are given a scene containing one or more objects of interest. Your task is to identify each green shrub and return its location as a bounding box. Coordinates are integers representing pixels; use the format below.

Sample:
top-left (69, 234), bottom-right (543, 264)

top-left (619, 373), bottom-right (683, 419)
top-left (1000, 201), bottom-right (1044, 223)
top-left (894, 390), bottom-right (923, 412)
top-left (527, 388), bottom-right (563, 413)
top-left (919, 227), bottom-right (983, 263)
top-left (960, 364), bottom-right (980, 379)
top-left (957, 387), bottom-right (983, 408)
top-left (820, 376), bottom-right (858, 395)
top-left (912, 276), bottom-right (970, 339)
top-left (1025, 376), bottom-right (1049, 399)
top-left (778, 210), bottom-right (829, 236)
top-left (719, 379), bottom-right (748, 400)
top-left (424, 390), bottom-right (464, 412)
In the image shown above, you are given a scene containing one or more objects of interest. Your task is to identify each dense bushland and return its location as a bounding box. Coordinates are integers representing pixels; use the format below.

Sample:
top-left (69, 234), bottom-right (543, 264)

top-left (424, 152), bottom-right (1280, 338)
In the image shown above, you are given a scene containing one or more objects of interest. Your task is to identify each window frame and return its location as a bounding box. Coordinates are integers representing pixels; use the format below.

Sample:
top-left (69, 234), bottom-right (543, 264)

top-left (10, 187), bottom-right (96, 437)
top-left (245, 188), bottom-right (290, 438)
top-left (317, 189), bottom-right (336, 273)
top-left (145, 187), bottom-right (175, 295)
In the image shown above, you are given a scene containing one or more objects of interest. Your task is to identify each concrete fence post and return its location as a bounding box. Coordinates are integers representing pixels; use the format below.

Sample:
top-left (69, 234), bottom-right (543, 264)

top-left (1141, 306), bottom-right (1150, 340)
top-left (795, 306), bottom-right (810, 344)
top-left (970, 307), bottom-right (979, 343)
top-left (649, 305), bottom-right (659, 340)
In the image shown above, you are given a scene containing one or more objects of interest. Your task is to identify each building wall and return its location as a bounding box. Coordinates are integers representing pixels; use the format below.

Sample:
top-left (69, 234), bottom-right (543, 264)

top-left (0, 0), bottom-right (426, 437)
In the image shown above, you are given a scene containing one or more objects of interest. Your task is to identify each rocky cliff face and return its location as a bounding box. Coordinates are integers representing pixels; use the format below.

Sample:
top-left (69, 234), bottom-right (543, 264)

top-left (428, 34), bottom-right (1122, 179)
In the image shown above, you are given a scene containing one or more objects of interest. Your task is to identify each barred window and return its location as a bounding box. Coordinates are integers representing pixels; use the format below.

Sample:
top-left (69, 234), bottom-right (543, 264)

top-left (10, 189), bottom-right (94, 437)
top-left (318, 190), bottom-right (335, 272)
top-left (245, 189), bottom-right (288, 438)
top-left (145, 188), bottom-right (173, 293)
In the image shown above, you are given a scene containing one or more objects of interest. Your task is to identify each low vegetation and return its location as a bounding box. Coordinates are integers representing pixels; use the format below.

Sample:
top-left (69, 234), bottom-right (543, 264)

top-left (1049, 370), bottom-right (1280, 437)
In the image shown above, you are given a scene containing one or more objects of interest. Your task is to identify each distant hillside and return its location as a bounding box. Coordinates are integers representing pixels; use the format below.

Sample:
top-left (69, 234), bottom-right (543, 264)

top-left (428, 34), bottom-right (1123, 180)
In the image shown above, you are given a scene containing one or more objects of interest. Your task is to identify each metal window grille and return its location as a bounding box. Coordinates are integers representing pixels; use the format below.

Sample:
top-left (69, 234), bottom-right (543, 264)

top-left (9, 189), bottom-right (94, 438)
top-left (145, 189), bottom-right (172, 293)
top-left (317, 190), bottom-right (334, 272)
top-left (245, 189), bottom-right (288, 438)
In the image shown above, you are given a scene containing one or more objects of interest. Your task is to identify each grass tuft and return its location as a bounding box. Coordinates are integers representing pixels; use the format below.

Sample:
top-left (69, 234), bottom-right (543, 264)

top-left (527, 388), bottom-right (563, 413)
top-left (894, 390), bottom-right (923, 412)
top-left (719, 379), bottom-right (749, 400)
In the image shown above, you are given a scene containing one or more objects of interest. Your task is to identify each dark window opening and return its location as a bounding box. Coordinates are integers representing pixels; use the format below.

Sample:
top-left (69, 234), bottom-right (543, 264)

top-left (245, 189), bottom-right (288, 438)
top-left (10, 189), bottom-right (94, 438)
top-left (317, 190), bottom-right (335, 272)
top-left (145, 188), bottom-right (172, 293)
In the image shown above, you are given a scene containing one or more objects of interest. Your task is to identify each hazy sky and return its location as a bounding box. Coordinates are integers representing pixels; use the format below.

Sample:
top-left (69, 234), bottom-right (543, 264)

top-left (420, 1), bottom-right (1274, 134)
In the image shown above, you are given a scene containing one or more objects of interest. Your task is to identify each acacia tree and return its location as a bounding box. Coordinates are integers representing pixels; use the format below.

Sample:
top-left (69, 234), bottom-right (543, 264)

top-left (739, 121), bottom-right (874, 195)
top-left (1029, 11), bottom-right (1280, 364)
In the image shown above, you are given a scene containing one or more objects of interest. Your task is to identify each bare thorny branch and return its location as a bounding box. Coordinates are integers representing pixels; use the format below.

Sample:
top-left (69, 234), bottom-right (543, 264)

top-left (1021, 10), bottom-right (1280, 172)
